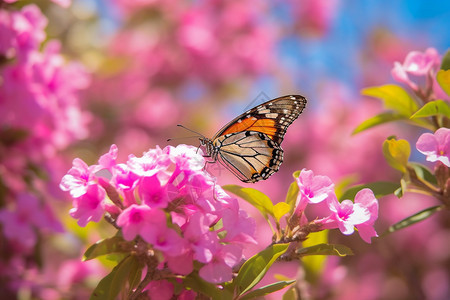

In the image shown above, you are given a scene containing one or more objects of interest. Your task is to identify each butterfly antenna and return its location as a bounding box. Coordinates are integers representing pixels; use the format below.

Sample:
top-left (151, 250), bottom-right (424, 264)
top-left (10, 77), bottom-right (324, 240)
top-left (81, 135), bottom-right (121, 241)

top-left (167, 135), bottom-right (202, 142)
top-left (176, 124), bottom-right (205, 138)
top-left (167, 125), bottom-right (206, 142)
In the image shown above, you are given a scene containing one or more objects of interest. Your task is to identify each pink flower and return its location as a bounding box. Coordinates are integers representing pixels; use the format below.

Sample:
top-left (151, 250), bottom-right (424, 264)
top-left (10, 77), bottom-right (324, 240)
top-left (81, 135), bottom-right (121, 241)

top-left (146, 227), bottom-right (185, 256)
top-left (0, 194), bottom-right (63, 251)
top-left (139, 175), bottom-right (170, 209)
top-left (69, 184), bottom-right (105, 227)
top-left (178, 290), bottom-right (197, 300)
top-left (116, 204), bottom-right (166, 241)
top-left (145, 280), bottom-right (174, 300)
top-left (166, 251), bottom-right (194, 275)
top-left (198, 243), bottom-right (243, 283)
top-left (295, 169), bottom-right (334, 214)
top-left (391, 48), bottom-right (440, 91)
top-left (319, 189), bottom-right (378, 242)
top-left (112, 163), bottom-right (139, 190)
top-left (220, 205), bottom-right (257, 244)
top-left (182, 213), bottom-right (218, 263)
top-left (354, 189), bottom-right (379, 243)
top-left (0, 204), bottom-right (37, 251)
top-left (416, 128), bottom-right (450, 167)
top-left (98, 144), bottom-right (118, 171)
top-left (0, 6), bottom-right (91, 157)
top-left (127, 146), bottom-right (170, 177)
top-left (165, 144), bottom-right (205, 172)
top-left (60, 158), bottom-right (99, 198)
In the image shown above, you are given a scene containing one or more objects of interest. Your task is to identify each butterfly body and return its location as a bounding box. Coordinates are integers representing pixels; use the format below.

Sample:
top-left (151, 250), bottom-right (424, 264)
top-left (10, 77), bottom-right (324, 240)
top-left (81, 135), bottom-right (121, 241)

top-left (200, 95), bottom-right (307, 183)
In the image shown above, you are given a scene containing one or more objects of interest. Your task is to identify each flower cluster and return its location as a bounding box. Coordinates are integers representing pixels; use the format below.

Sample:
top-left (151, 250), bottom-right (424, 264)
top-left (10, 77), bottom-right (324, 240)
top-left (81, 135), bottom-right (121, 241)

top-left (294, 169), bottom-right (379, 243)
top-left (0, 4), bottom-right (91, 297)
top-left (0, 5), bottom-right (91, 154)
top-left (60, 144), bottom-right (257, 288)
top-left (0, 3), bottom-right (90, 236)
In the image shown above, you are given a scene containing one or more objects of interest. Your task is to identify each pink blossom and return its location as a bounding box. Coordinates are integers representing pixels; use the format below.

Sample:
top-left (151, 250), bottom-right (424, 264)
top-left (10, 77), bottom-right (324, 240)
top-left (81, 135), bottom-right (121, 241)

top-left (221, 206), bottom-right (257, 245)
top-left (319, 189), bottom-right (378, 242)
top-left (294, 169), bottom-right (335, 215)
top-left (69, 184), bottom-right (106, 227)
top-left (145, 227), bottom-right (185, 256)
top-left (127, 146), bottom-right (170, 177)
top-left (0, 204), bottom-right (37, 251)
top-left (165, 144), bottom-right (205, 172)
top-left (198, 243), bottom-right (243, 283)
top-left (178, 290), bottom-right (197, 300)
top-left (98, 144), bottom-right (118, 171)
top-left (139, 175), bottom-right (170, 209)
top-left (60, 158), bottom-right (99, 198)
top-left (145, 280), bottom-right (174, 300)
top-left (416, 128), bottom-right (450, 167)
top-left (116, 204), bottom-right (166, 241)
top-left (355, 189), bottom-right (379, 243)
top-left (0, 194), bottom-right (63, 250)
top-left (391, 48), bottom-right (440, 91)
top-left (166, 251), bottom-right (194, 275)
top-left (8, 4), bottom-right (47, 56)
top-left (0, 6), bottom-right (91, 157)
top-left (182, 213), bottom-right (218, 263)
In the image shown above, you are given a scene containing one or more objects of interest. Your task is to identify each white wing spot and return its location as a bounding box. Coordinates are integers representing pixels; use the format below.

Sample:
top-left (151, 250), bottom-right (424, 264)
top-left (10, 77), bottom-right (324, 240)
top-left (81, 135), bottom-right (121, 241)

top-left (265, 113), bottom-right (278, 118)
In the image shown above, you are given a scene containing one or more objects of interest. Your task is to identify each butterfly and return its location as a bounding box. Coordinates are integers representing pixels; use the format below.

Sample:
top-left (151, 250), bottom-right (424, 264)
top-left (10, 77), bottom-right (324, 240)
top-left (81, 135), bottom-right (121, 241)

top-left (199, 95), bottom-right (307, 183)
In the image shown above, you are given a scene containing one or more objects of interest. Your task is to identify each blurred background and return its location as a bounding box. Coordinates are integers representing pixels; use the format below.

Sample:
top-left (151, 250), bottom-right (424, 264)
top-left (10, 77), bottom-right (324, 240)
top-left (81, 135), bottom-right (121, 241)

top-left (0, 0), bottom-right (449, 299)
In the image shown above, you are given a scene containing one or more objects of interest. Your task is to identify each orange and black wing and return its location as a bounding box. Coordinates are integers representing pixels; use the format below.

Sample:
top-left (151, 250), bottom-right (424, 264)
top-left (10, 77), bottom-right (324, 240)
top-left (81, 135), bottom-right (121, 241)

top-left (214, 131), bottom-right (283, 183)
top-left (213, 95), bottom-right (307, 145)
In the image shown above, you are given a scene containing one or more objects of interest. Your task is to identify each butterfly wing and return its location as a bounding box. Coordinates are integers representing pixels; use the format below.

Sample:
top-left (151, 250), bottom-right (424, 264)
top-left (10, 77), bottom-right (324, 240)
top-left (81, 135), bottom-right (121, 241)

top-left (213, 95), bottom-right (307, 145)
top-left (213, 131), bottom-right (283, 183)
top-left (206, 94), bottom-right (306, 182)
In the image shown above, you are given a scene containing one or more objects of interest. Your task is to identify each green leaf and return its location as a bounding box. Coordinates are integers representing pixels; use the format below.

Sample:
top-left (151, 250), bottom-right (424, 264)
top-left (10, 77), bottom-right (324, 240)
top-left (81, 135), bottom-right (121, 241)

top-left (436, 69), bottom-right (450, 96)
top-left (382, 138), bottom-right (411, 173)
top-left (240, 280), bottom-right (296, 300)
top-left (440, 49), bottom-right (450, 70)
top-left (183, 273), bottom-right (229, 299)
top-left (411, 99), bottom-right (450, 119)
top-left (223, 185), bottom-right (274, 219)
top-left (233, 244), bottom-right (289, 296)
top-left (285, 181), bottom-right (299, 211)
top-left (83, 236), bottom-right (131, 261)
top-left (362, 84), bottom-right (418, 116)
top-left (353, 112), bottom-right (407, 134)
top-left (383, 205), bottom-right (443, 235)
top-left (301, 231), bottom-right (329, 276)
top-left (409, 162), bottom-right (437, 184)
top-left (292, 170), bottom-right (301, 179)
top-left (90, 255), bottom-right (140, 300)
top-left (273, 202), bottom-right (291, 222)
top-left (296, 243), bottom-right (354, 257)
top-left (339, 181), bottom-right (400, 201)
